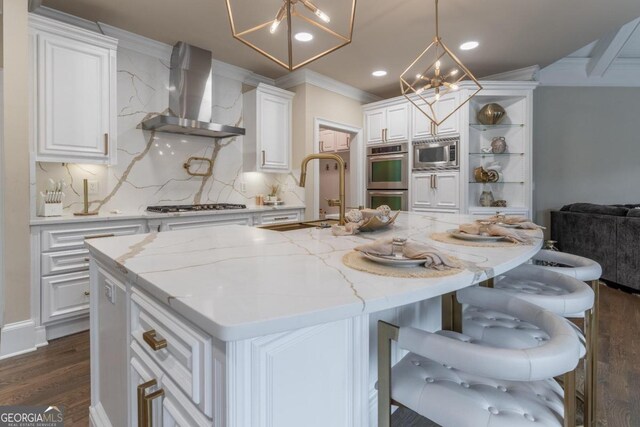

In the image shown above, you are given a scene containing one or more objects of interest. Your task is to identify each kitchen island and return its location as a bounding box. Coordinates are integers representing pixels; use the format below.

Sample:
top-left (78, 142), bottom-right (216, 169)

top-left (85, 212), bottom-right (542, 427)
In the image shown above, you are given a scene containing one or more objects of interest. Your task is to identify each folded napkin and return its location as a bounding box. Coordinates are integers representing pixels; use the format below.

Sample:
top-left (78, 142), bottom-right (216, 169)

top-left (485, 215), bottom-right (544, 230)
top-left (458, 223), bottom-right (532, 244)
top-left (354, 237), bottom-right (457, 270)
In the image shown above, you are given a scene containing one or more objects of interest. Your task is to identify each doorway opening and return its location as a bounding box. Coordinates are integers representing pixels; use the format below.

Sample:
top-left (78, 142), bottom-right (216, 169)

top-left (312, 118), bottom-right (363, 220)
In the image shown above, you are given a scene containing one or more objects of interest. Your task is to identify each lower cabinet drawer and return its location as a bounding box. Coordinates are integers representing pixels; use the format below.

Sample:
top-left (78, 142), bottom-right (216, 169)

top-left (259, 210), bottom-right (301, 224)
top-left (40, 221), bottom-right (146, 251)
top-left (130, 289), bottom-right (213, 417)
top-left (41, 270), bottom-right (90, 323)
top-left (41, 248), bottom-right (90, 275)
top-left (163, 215), bottom-right (252, 231)
top-left (130, 341), bottom-right (212, 427)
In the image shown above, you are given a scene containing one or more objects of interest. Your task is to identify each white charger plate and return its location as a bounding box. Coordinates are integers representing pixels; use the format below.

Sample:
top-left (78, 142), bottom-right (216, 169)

top-left (448, 229), bottom-right (506, 242)
top-left (361, 252), bottom-right (426, 267)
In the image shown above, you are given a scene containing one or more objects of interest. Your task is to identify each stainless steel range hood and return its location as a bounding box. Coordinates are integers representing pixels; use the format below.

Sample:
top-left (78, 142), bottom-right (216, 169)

top-left (139, 42), bottom-right (245, 139)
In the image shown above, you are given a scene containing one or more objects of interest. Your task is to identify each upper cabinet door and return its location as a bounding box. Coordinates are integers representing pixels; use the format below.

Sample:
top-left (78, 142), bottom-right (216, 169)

top-left (385, 103), bottom-right (409, 142)
top-left (31, 17), bottom-right (117, 164)
top-left (243, 83), bottom-right (294, 173)
top-left (258, 91), bottom-right (291, 171)
top-left (320, 129), bottom-right (336, 152)
top-left (434, 94), bottom-right (460, 135)
top-left (334, 132), bottom-right (350, 151)
top-left (365, 109), bottom-right (386, 145)
top-left (411, 101), bottom-right (432, 139)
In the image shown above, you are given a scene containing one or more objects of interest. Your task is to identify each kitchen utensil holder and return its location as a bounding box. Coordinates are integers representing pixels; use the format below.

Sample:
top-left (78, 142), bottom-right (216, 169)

top-left (37, 192), bottom-right (64, 217)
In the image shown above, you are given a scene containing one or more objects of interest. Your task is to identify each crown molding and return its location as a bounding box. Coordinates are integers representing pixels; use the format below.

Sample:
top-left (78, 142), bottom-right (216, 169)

top-left (539, 57), bottom-right (640, 86)
top-left (212, 60), bottom-right (275, 87)
top-left (483, 65), bottom-right (540, 82)
top-left (32, 6), bottom-right (98, 32)
top-left (98, 23), bottom-right (172, 61)
top-left (276, 69), bottom-right (381, 104)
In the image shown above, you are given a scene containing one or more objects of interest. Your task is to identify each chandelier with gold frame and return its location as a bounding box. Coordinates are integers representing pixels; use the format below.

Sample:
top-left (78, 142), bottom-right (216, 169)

top-left (400, 0), bottom-right (482, 134)
top-left (225, 0), bottom-right (356, 71)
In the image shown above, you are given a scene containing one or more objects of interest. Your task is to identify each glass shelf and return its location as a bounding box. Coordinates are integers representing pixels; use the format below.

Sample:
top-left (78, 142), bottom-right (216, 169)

top-left (469, 152), bottom-right (524, 155)
top-left (469, 124), bottom-right (525, 131)
top-left (469, 181), bottom-right (525, 184)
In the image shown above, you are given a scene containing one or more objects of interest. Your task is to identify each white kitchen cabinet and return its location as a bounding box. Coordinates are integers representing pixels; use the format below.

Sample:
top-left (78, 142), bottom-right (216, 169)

top-left (364, 101), bottom-right (409, 144)
top-left (320, 129), bottom-right (336, 152)
top-left (320, 130), bottom-right (350, 152)
top-left (33, 219), bottom-right (147, 340)
top-left (411, 171), bottom-right (459, 212)
top-left (243, 83), bottom-right (295, 172)
top-left (30, 15), bottom-right (117, 164)
top-left (411, 93), bottom-right (460, 139)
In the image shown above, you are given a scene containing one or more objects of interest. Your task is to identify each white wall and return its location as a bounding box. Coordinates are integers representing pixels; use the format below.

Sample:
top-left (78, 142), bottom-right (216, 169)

top-left (533, 86), bottom-right (640, 228)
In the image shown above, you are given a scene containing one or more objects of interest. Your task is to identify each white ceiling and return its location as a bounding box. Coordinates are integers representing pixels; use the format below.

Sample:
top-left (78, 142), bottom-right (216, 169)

top-left (539, 17), bottom-right (640, 86)
top-left (41, 0), bottom-right (640, 97)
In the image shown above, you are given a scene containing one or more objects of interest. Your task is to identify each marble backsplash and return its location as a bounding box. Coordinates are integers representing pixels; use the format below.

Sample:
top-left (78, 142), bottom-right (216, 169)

top-left (35, 46), bottom-right (304, 214)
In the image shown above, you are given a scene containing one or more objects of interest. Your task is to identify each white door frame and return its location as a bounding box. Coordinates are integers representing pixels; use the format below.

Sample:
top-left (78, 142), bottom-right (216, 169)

top-left (0, 69), bottom-right (4, 329)
top-left (313, 117), bottom-right (364, 220)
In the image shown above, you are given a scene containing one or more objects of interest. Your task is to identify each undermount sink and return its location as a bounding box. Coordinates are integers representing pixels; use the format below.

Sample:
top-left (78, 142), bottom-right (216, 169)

top-left (259, 218), bottom-right (339, 232)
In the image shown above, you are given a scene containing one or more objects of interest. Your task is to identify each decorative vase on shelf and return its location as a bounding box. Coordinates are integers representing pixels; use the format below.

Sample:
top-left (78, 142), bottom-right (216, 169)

top-left (477, 103), bottom-right (506, 125)
top-left (479, 187), bottom-right (495, 207)
top-left (490, 136), bottom-right (507, 153)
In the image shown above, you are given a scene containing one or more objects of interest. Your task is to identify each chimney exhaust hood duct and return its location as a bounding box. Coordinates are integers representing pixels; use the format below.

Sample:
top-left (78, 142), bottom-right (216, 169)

top-left (139, 42), bottom-right (245, 139)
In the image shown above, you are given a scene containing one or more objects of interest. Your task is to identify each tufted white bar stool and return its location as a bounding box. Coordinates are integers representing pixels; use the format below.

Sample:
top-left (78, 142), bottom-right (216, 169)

top-left (531, 250), bottom-right (602, 427)
top-left (378, 286), bottom-right (581, 427)
top-left (495, 252), bottom-right (601, 427)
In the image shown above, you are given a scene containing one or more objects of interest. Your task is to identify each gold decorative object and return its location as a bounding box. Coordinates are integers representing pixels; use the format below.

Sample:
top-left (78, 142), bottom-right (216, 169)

top-left (225, 0), bottom-right (357, 71)
top-left (183, 156), bottom-right (213, 177)
top-left (359, 211), bottom-right (400, 232)
top-left (473, 166), bottom-right (499, 183)
top-left (477, 103), bottom-right (506, 125)
top-left (399, 0), bottom-right (482, 134)
top-left (74, 179), bottom-right (98, 216)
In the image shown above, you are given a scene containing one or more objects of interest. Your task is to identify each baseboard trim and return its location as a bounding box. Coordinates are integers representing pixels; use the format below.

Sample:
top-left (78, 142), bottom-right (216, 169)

top-left (35, 325), bottom-right (48, 348)
top-left (0, 319), bottom-right (38, 360)
top-left (89, 404), bottom-right (112, 427)
top-left (45, 316), bottom-right (89, 341)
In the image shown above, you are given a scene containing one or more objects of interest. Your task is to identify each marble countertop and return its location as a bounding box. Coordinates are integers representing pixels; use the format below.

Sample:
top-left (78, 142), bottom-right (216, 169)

top-left (85, 211), bottom-right (543, 341)
top-left (30, 204), bottom-right (306, 226)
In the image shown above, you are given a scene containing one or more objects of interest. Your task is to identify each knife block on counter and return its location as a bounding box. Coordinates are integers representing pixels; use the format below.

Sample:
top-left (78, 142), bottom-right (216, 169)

top-left (37, 192), bottom-right (64, 217)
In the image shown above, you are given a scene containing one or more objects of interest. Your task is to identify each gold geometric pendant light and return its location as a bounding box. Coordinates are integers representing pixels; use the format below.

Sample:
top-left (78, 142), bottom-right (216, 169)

top-left (400, 0), bottom-right (482, 133)
top-left (225, 0), bottom-right (357, 71)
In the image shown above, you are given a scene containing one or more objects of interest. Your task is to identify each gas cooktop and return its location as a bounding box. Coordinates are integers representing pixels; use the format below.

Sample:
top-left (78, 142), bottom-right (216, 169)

top-left (146, 203), bottom-right (247, 213)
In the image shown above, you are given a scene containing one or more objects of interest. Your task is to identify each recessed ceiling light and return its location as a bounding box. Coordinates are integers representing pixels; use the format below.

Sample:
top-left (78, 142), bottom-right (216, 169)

top-left (372, 70), bottom-right (387, 77)
top-left (294, 32), bottom-right (314, 42)
top-left (460, 41), bottom-right (479, 50)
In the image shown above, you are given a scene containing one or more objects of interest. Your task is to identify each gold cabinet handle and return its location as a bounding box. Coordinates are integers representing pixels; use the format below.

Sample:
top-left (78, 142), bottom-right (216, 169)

top-left (83, 257), bottom-right (90, 262)
top-left (104, 133), bottom-right (109, 155)
top-left (144, 388), bottom-right (164, 427)
top-left (273, 217), bottom-right (289, 221)
top-left (319, 140), bottom-right (324, 152)
top-left (84, 233), bottom-right (115, 240)
top-left (261, 150), bottom-right (266, 166)
top-left (137, 379), bottom-right (162, 427)
top-left (84, 291), bottom-right (90, 296)
top-left (434, 174), bottom-right (438, 189)
top-left (143, 329), bottom-right (167, 351)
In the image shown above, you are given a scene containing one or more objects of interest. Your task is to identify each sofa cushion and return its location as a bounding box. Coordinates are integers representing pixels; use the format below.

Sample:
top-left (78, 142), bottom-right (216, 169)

top-left (567, 203), bottom-right (629, 217)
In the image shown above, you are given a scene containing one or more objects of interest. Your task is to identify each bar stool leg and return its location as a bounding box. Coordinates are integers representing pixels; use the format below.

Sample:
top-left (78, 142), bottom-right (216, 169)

top-left (564, 369), bottom-right (577, 427)
top-left (378, 321), bottom-right (399, 427)
top-left (584, 280), bottom-right (599, 427)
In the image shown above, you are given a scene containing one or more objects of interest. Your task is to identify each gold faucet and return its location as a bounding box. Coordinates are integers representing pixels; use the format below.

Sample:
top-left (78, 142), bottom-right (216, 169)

top-left (299, 153), bottom-right (346, 225)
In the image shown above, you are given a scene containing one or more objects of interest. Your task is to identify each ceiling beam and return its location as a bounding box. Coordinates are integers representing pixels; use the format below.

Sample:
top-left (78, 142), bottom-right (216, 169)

top-left (587, 18), bottom-right (640, 77)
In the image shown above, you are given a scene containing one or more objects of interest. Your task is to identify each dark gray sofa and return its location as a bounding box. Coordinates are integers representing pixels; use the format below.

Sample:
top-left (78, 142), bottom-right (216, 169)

top-left (551, 203), bottom-right (640, 292)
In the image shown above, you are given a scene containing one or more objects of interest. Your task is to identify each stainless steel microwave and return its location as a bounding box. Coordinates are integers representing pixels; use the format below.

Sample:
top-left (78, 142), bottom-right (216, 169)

top-left (412, 134), bottom-right (459, 171)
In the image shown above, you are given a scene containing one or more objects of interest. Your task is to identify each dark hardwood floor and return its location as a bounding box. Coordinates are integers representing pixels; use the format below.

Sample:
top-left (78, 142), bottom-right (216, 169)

top-left (0, 283), bottom-right (637, 426)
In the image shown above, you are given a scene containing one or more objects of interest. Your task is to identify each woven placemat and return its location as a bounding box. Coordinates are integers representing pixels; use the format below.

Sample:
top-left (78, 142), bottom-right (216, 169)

top-left (429, 232), bottom-right (531, 247)
top-left (342, 251), bottom-right (463, 278)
